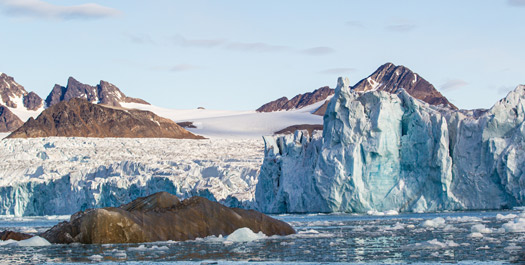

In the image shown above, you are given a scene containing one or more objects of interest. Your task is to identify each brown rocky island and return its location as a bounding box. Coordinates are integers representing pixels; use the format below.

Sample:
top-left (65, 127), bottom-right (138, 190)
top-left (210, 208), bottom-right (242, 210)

top-left (40, 192), bottom-right (295, 244)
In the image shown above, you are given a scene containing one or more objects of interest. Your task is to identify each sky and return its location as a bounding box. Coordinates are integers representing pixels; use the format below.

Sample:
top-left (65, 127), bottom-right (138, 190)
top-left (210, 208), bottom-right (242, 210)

top-left (0, 0), bottom-right (524, 110)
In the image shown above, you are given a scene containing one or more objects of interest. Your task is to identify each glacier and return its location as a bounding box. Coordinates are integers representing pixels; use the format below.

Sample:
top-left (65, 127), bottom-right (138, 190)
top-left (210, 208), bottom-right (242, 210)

top-left (256, 77), bottom-right (525, 213)
top-left (0, 138), bottom-right (263, 216)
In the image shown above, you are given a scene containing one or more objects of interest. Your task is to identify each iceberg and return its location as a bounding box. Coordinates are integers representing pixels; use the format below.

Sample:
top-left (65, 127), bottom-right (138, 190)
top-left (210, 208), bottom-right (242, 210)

top-left (256, 77), bottom-right (525, 213)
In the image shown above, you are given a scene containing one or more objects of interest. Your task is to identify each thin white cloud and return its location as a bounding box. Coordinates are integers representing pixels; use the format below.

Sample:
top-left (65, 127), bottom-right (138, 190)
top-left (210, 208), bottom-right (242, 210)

top-left (346, 20), bottom-right (365, 28)
top-left (127, 33), bottom-right (155, 45)
top-left (508, 0), bottom-right (525, 6)
top-left (319, 68), bottom-right (356, 74)
top-left (302, 46), bottom-right (335, 55)
top-left (385, 19), bottom-right (416, 32)
top-left (173, 35), bottom-right (226, 48)
top-left (226, 41), bottom-right (290, 53)
top-left (171, 64), bottom-right (200, 72)
top-left (173, 35), bottom-right (333, 55)
top-left (0, 0), bottom-right (121, 20)
top-left (441, 79), bottom-right (469, 91)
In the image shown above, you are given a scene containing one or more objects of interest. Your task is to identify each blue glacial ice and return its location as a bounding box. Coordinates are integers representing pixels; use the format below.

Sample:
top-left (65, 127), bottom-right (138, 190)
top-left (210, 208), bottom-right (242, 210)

top-left (256, 77), bottom-right (525, 213)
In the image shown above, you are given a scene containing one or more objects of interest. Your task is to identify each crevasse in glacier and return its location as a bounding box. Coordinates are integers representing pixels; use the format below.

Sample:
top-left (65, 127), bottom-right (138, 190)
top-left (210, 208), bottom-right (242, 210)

top-left (256, 78), bottom-right (525, 213)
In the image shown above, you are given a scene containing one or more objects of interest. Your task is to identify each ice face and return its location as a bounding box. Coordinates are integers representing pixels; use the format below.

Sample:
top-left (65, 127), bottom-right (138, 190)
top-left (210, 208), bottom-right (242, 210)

top-left (0, 138), bottom-right (263, 216)
top-left (256, 79), bottom-right (525, 213)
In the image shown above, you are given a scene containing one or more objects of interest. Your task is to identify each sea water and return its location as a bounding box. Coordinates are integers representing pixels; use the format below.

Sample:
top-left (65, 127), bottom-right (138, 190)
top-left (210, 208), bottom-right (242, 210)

top-left (0, 210), bottom-right (524, 264)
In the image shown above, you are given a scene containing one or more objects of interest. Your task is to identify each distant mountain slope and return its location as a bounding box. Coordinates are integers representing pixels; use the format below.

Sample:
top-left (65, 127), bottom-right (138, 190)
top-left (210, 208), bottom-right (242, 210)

top-left (257, 86), bottom-right (334, 113)
top-left (45, 77), bottom-right (149, 108)
top-left (0, 106), bottom-right (23, 132)
top-left (0, 73), bottom-right (44, 111)
top-left (352, 62), bottom-right (457, 109)
top-left (0, 73), bottom-right (44, 131)
top-left (8, 98), bottom-right (203, 139)
top-left (257, 62), bottom-right (457, 117)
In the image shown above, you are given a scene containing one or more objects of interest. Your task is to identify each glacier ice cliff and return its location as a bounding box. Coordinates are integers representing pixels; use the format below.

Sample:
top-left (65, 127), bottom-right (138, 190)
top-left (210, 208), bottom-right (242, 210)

top-left (0, 138), bottom-right (263, 216)
top-left (256, 78), bottom-right (525, 213)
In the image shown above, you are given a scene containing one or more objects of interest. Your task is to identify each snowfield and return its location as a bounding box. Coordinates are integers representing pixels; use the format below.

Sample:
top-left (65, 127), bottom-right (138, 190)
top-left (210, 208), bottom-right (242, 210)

top-left (121, 98), bottom-right (327, 139)
top-left (0, 137), bottom-right (264, 216)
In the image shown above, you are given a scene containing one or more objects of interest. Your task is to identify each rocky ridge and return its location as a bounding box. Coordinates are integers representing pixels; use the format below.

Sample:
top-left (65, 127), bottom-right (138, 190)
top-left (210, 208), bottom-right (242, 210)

top-left (45, 77), bottom-right (149, 108)
top-left (0, 73), bottom-right (44, 132)
top-left (257, 63), bottom-right (456, 118)
top-left (352, 62), bottom-right (457, 109)
top-left (0, 106), bottom-right (23, 132)
top-left (257, 86), bottom-right (334, 113)
top-left (0, 73), bottom-right (44, 110)
top-left (7, 98), bottom-right (203, 139)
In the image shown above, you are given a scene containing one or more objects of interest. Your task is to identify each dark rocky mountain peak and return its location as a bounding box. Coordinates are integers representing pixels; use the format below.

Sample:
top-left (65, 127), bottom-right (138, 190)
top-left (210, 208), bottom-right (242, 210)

top-left (257, 86), bottom-right (335, 113)
top-left (0, 72), bottom-right (43, 110)
top-left (8, 98), bottom-right (203, 139)
top-left (45, 77), bottom-right (149, 108)
top-left (352, 62), bottom-right (457, 109)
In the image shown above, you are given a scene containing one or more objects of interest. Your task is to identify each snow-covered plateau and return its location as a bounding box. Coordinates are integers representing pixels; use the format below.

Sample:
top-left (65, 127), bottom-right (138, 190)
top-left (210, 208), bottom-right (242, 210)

top-left (256, 78), bottom-right (525, 213)
top-left (0, 137), bottom-right (264, 216)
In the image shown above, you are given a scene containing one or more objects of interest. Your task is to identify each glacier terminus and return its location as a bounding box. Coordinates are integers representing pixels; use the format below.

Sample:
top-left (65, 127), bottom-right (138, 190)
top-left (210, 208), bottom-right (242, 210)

top-left (256, 77), bottom-right (525, 213)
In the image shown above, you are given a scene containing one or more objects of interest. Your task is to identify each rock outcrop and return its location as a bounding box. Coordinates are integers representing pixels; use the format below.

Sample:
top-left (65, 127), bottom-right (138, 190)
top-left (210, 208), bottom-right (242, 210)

top-left (274, 124), bottom-right (323, 135)
top-left (352, 62), bottom-right (457, 109)
top-left (256, 77), bottom-right (525, 213)
top-left (257, 86), bottom-right (334, 112)
top-left (7, 98), bottom-right (203, 139)
top-left (0, 230), bottom-right (33, 241)
top-left (45, 77), bottom-right (149, 108)
top-left (0, 106), bottom-right (23, 132)
top-left (42, 192), bottom-right (295, 244)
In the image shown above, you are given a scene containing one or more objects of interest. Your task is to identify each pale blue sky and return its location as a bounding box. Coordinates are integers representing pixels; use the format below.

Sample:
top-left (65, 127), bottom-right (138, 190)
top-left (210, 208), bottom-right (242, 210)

top-left (0, 0), bottom-right (524, 110)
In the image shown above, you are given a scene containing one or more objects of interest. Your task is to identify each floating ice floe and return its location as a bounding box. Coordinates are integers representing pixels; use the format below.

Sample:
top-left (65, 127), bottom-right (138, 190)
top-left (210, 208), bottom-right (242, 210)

top-left (366, 210), bottom-right (399, 216)
top-left (128, 245), bottom-right (169, 251)
top-left (471, 224), bottom-right (492, 234)
top-left (0, 236), bottom-right (51, 247)
top-left (411, 239), bottom-right (459, 249)
top-left (422, 217), bottom-right (446, 228)
top-left (501, 215), bottom-right (525, 232)
top-left (226, 227), bottom-right (267, 242)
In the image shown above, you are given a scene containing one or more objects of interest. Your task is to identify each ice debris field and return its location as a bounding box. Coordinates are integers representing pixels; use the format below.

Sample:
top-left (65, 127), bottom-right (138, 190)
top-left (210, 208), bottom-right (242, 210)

top-left (0, 210), bottom-right (523, 264)
top-left (0, 137), bottom-right (264, 216)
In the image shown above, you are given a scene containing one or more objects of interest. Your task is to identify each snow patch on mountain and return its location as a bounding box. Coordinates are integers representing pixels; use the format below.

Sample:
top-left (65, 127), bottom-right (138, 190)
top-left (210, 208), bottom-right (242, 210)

top-left (6, 94), bottom-right (44, 122)
top-left (0, 137), bottom-right (264, 216)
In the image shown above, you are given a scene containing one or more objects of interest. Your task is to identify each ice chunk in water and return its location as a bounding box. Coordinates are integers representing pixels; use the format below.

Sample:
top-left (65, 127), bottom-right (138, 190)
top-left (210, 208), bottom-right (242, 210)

top-left (226, 227), bottom-right (267, 242)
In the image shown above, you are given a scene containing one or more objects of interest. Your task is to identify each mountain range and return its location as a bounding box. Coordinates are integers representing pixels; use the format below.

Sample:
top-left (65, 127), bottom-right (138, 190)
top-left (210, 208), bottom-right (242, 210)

top-left (1, 62), bottom-right (459, 138)
top-left (257, 62), bottom-right (456, 116)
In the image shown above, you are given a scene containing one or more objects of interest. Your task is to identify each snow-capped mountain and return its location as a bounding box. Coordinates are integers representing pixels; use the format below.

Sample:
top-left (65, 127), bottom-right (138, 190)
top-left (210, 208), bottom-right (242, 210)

top-left (0, 73), bottom-right (44, 131)
top-left (256, 77), bottom-right (525, 213)
top-left (255, 62), bottom-right (456, 119)
top-left (45, 77), bottom-right (150, 108)
top-left (352, 62), bottom-right (457, 109)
